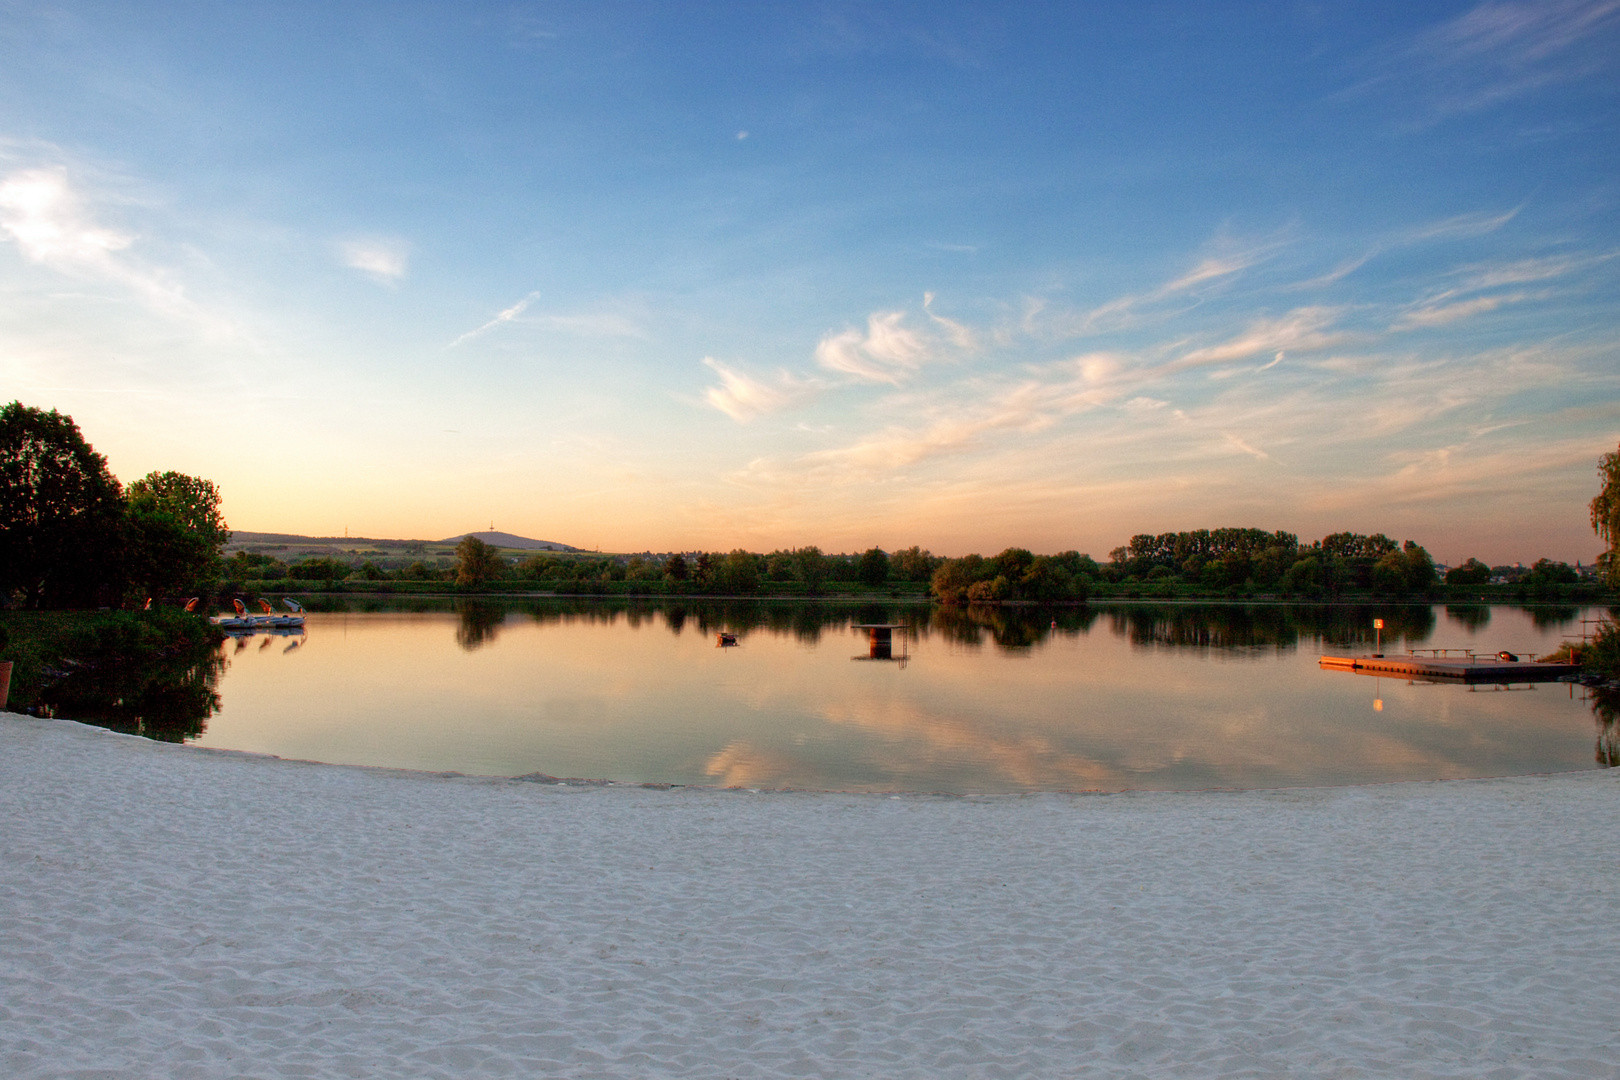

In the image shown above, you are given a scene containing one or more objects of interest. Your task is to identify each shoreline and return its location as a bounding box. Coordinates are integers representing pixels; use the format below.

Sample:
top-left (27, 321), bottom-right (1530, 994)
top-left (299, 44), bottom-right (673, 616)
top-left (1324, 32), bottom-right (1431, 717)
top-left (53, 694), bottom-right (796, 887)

top-left (3, 713), bottom-right (1616, 1078)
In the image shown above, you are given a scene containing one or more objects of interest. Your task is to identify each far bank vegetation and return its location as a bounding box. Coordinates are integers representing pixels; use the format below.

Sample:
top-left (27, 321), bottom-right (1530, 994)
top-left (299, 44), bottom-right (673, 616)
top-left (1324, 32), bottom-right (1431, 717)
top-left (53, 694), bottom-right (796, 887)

top-left (217, 529), bottom-right (1605, 605)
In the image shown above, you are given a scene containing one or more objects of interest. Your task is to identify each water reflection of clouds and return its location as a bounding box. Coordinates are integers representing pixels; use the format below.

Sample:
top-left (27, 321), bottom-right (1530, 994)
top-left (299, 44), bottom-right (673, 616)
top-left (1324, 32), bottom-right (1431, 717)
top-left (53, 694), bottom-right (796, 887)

top-left (704, 742), bottom-right (811, 789)
top-left (198, 604), bottom-right (1603, 792)
top-left (814, 700), bottom-right (1124, 791)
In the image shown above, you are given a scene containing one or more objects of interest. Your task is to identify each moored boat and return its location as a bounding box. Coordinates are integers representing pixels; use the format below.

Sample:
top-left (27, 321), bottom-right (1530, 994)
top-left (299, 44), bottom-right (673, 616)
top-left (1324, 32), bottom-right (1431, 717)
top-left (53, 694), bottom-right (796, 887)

top-left (211, 597), bottom-right (306, 634)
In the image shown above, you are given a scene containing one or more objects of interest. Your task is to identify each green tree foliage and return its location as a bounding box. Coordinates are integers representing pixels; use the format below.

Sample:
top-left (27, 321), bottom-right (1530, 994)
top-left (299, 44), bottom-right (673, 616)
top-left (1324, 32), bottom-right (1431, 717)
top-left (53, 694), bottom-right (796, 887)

top-left (401, 560), bottom-right (441, 581)
top-left (930, 554), bottom-right (982, 605)
top-left (225, 551), bottom-right (288, 586)
top-left (289, 557), bottom-right (349, 584)
top-left (625, 556), bottom-right (663, 583)
top-left (1445, 558), bottom-right (1492, 585)
top-left (0, 402), bottom-right (126, 608)
top-left (711, 549), bottom-right (761, 594)
top-left (1523, 558), bottom-right (1578, 587)
top-left (1110, 528), bottom-right (1301, 582)
top-left (966, 577), bottom-right (1009, 604)
top-left (1283, 556), bottom-right (1321, 594)
top-left (692, 552), bottom-right (715, 589)
top-left (1592, 443), bottom-right (1620, 586)
top-left (857, 547), bottom-right (889, 587)
top-left (1402, 540), bottom-right (1438, 591)
top-left (1371, 551), bottom-right (1411, 594)
top-left (889, 546), bottom-right (936, 582)
top-left (930, 550), bottom-right (1087, 604)
top-left (125, 471), bottom-right (231, 600)
top-left (790, 546), bottom-right (828, 594)
top-left (663, 553), bottom-right (689, 581)
top-left (454, 535), bottom-right (505, 588)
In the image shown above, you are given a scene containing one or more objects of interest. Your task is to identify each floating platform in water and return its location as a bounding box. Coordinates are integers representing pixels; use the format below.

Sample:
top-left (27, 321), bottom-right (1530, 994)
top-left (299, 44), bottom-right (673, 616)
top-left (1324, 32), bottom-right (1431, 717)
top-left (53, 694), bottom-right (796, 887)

top-left (1319, 653), bottom-right (1576, 683)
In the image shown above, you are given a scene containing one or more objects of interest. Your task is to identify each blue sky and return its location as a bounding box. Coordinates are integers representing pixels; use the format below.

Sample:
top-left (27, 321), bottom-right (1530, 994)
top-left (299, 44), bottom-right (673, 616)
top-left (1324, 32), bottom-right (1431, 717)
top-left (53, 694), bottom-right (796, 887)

top-left (2, 1), bottom-right (1618, 562)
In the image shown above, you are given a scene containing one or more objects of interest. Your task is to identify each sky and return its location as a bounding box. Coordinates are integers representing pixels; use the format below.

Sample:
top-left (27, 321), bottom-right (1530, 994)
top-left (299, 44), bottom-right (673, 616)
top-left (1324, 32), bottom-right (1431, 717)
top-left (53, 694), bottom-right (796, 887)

top-left (2, 1), bottom-right (1618, 563)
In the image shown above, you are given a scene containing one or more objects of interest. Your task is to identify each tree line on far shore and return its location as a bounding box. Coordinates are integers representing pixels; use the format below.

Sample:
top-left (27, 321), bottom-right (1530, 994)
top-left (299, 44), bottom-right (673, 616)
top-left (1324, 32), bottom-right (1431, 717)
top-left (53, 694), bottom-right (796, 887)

top-left (5, 400), bottom-right (1619, 612)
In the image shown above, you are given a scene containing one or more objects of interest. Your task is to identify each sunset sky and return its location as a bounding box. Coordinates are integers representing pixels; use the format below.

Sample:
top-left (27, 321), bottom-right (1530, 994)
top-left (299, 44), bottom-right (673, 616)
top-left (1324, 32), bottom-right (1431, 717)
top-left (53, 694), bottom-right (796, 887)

top-left (3, 1), bottom-right (1618, 562)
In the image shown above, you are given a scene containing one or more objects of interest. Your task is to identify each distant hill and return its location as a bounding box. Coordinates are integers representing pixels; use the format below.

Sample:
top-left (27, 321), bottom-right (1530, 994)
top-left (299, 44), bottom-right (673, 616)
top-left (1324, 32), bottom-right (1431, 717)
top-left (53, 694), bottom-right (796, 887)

top-left (439, 530), bottom-right (580, 552)
top-left (228, 530), bottom-right (580, 553)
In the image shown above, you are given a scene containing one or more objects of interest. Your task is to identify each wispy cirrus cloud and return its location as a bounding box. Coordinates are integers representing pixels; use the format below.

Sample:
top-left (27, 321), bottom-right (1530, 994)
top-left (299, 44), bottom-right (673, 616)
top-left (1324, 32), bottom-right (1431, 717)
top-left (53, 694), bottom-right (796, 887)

top-left (1287, 209), bottom-right (1522, 292)
top-left (0, 166), bottom-right (132, 267)
top-left (1064, 229), bottom-right (1299, 337)
top-left (815, 309), bottom-right (937, 384)
top-left (1077, 253), bottom-right (1257, 334)
top-left (449, 291), bottom-right (540, 347)
top-left (1395, 292), bottom-right (1530, 328)
top-left (799, 352), bottom-right (1138, 475)
top-left (338, 236), bottom-right (410, 284)
top-left (1354, 0), bottom-right (1620, 121)
top-left (1175, 307), bottom-right (1348, 368)
top-left (1388, 250), bottom-right (1600, 329)
top-left (1402, 207), bottom-right (1521, 243)
top-left (701, 357), bottom-right (818, 423)
top-left (0, 164), bottom-right (230, 335)
top-left (1447, 251), bottom-right (1608, 291)
top-left (923, 291), bottom-right (975, 349)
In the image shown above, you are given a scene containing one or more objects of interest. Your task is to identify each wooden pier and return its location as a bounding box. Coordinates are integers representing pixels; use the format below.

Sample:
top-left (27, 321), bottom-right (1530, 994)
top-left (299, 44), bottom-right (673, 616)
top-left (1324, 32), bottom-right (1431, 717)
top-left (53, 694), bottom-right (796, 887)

top-left (1319, 654), bottom-right (1577, 683)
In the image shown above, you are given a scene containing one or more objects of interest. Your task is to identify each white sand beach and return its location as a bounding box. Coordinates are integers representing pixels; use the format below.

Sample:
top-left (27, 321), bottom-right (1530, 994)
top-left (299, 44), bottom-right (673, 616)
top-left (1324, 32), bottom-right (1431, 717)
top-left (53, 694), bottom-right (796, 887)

top-left (2, 714), bottom-right (1616, 1079)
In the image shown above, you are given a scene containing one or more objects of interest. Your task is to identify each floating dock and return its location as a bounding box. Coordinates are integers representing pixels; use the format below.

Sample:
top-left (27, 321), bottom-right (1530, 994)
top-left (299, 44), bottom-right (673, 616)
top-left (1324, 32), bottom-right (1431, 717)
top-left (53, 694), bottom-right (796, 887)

top-left (1319, 654), bottom-right (1576, 683)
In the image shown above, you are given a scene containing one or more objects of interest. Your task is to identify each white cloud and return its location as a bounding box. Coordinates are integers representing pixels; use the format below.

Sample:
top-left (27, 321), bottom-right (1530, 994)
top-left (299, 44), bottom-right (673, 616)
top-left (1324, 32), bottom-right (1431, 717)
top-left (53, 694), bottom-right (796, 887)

top-left (1356, 1), bottom-right (1620, 121)
top-left (1222, 433), bottom-right (1271, 461)
top-left (338, 236), bottom-right (410, 284)
top-left (1176, 308), bottom-right (1346, 367)
top-left (1076, 242), bottom-right (1277, 334)
top-left (1395, 292), bottom-right (1528, 328)
top-left (0, 164), bottom-right (229, 335)
top-left (1448, 252), bottom-right (1608, 291)
top-left (0, 166), bottom-right (132, 267)
top-left (449, 291), bottom-right (540, 347)
top-left (701, 357), bottom-right (815, 423)
top-left (1403, 207), bottom-right (1520, 242)
top-left (923, 292), bottom-right (975, 349)
top-left (815, 310), bottom-right (933, 384)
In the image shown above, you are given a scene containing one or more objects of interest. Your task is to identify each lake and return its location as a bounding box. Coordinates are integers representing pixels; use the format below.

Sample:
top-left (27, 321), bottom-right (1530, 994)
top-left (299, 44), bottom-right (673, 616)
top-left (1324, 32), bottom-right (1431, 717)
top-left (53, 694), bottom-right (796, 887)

top-left (143, 598), bottom-right (1617, 793)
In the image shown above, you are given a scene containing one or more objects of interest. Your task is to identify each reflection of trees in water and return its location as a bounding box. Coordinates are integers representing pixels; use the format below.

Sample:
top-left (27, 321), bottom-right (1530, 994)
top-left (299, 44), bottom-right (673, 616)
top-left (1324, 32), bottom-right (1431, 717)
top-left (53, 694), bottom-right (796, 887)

top-left (39, 649), bottom-right (225, 743)
top-left (1445, 604), bottom-right (1492, 632)
top-left (927, 605), bottom-right (1101, 650)
top-left (1101, 603), bottom-right (1436, 652)
top-left (1525, 604), bottom-right (1580, 631)
top-left (1592, 689), bottom-right (1620, 768)
top-left (1108, 605), bottom-right (1303, 650)
top-left (350, 596), bottom-right (1589, 657)
top-left (1307, 603), bottom-right (1436, 649)
top-left (455, 602), bottom-right (507, 650)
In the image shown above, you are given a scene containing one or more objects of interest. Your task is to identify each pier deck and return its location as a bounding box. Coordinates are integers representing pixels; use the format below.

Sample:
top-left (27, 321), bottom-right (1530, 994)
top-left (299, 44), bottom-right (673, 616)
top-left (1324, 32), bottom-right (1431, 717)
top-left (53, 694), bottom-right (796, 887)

top-left (1319, 654), bottom-right (1576, 683)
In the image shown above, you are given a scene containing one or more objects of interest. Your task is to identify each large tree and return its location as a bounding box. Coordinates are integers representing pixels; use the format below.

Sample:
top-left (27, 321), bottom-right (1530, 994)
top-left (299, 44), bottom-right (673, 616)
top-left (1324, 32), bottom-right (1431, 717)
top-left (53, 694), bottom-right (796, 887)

top-left (1592, 442), bottom-right (1620, 586)
top-left (857, 546), bottom-right (889, 588)
top-left (125, 471), bottom-right (231, 600)
top-left (454, 535), bottom-right (504, 588)
top-left (0, 402), bottom-right (126, 608)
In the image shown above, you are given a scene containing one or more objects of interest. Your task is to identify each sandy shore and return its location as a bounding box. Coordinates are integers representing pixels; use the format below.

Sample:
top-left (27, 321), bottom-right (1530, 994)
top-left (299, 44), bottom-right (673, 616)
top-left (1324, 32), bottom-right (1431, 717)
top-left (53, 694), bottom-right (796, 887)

top-left (2, 715), bottom-right (1616, 1078)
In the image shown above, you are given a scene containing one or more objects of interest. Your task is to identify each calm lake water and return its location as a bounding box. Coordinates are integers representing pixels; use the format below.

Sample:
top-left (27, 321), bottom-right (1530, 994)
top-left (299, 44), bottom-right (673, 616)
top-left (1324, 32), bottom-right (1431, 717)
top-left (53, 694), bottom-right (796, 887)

top-left (163, 599), bottom-right (1618, 793)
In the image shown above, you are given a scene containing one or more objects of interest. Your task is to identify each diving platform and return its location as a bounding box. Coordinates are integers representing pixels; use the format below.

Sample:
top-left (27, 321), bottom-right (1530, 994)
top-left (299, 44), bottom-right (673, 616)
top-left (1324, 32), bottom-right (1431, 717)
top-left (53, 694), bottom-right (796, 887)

top-left (1319, 652), bottom-right (1576, 683)
top-left (852, 623), bottom-right (908, 663)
